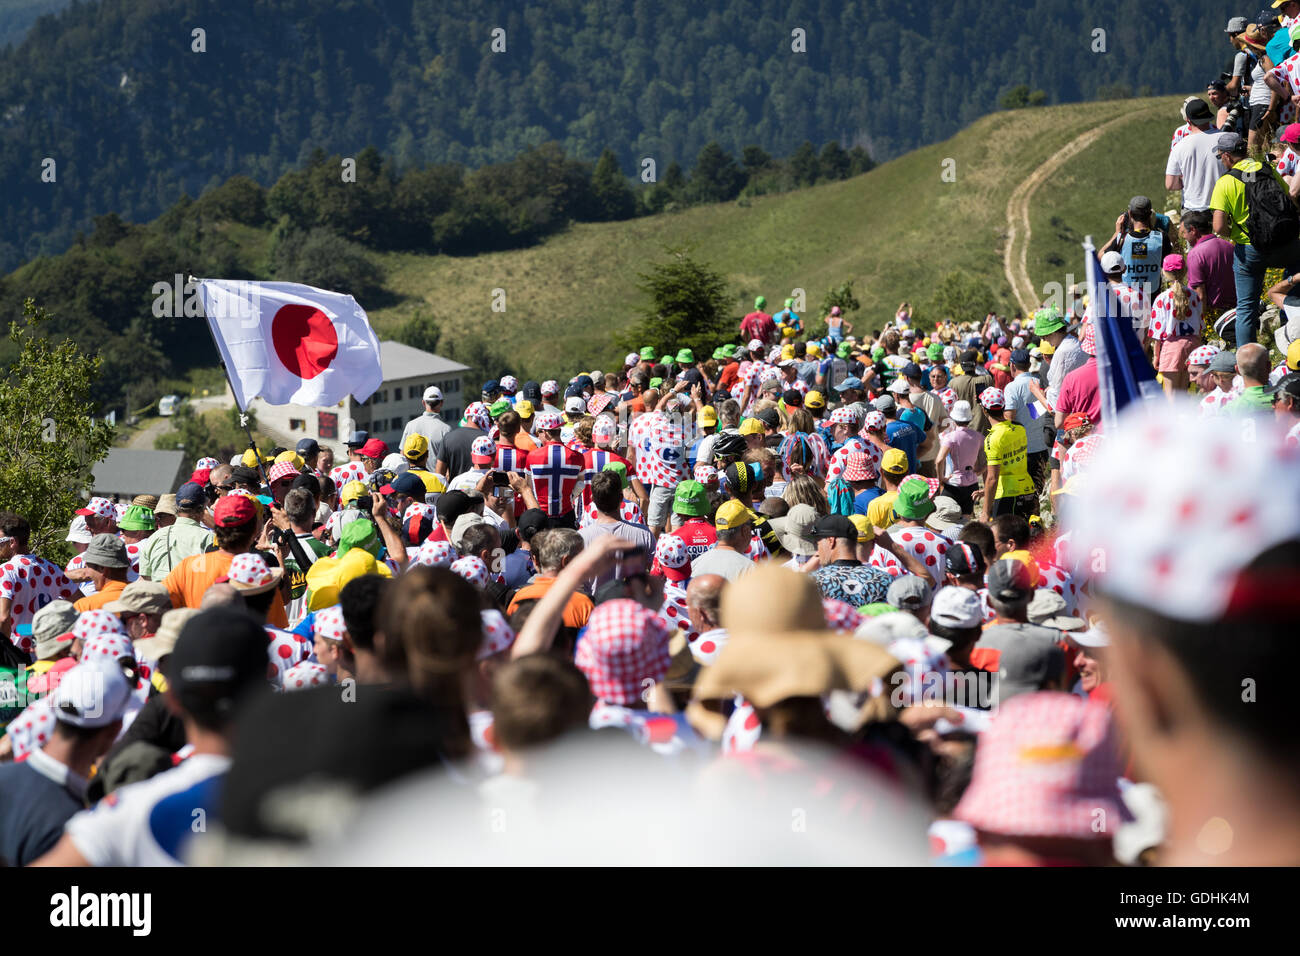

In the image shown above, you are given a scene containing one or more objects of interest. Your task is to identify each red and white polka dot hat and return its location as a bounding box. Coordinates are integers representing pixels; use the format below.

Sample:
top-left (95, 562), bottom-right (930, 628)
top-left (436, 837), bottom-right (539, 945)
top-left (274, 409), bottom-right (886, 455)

top-left (535, 411), bottom-right (563, 432)
top-left (655, 534), bottom-right (691, 583)
top-left (79, 628), bottom-right (135, 665)
top-left (541, 380), bottom-right (560, 396)
top-left (225, 553), bottom-right (282, 594)
top-left (313, 605), bottom-right (347, 643)
top-left (592, 416), bottom-right (619, 445)
top-left (282, 661), bottom-right (329, 692)
top-left (499, 375), bottom-right (519, 393)
top-left (822, 599), bottom-right (863, 633)
top-left (451, 555), bottom-right (489, 590)
top-left (978, 387), bottom-right (1005, 410)
top-left (471, 436), bottom-right (496, 463)
top-left (268, 631), bottom-right (307, 684)
top-left (71, 609), bottom-right (127, 645)
top-left (75, 497), bottom-right (116, 520)
top-left (1187, 344), bottom-right (1220, 368)
top-left (693, 464), bottom-right (718, 486)
top-left (1064, 399), bottom-right (1300, 621)
top-left (903, 474), bottom-right (941, 498)
top-left (463, 402), bottom-right (491, 431)
top-left (478, 608), bottom-right (516, 660)
top-left (863, 410), bottom-right (887, 432)
top-left (1079, 321), bottom-right (1097, 356)
top-left (195, 457), bottom-right (221, 471)
top-left (413, 540), bottom-right (456, 569)
top-left (829, 407), bottom-right (858, 426)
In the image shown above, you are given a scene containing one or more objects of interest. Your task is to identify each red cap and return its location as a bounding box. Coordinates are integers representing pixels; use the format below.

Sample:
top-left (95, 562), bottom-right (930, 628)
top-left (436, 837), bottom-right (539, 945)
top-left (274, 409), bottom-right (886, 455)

top-left (360, 438), bottom-right (388, 460)
top-left (191, 468), bottom-right (212, 485)
top-left (213, 495), bottom-right (257, 527)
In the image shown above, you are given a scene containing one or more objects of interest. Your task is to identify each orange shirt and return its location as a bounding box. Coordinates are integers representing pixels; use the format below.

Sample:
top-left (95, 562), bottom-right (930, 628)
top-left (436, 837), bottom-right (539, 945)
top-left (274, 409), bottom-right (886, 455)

top-left (74, 579), bottom-right (127, 612)
top-left (513, 432), bottom-right (538, 453)
top-left (507, 576), bottom-right (593, 629)
top-left (163, 550), bottom-right (288, 627)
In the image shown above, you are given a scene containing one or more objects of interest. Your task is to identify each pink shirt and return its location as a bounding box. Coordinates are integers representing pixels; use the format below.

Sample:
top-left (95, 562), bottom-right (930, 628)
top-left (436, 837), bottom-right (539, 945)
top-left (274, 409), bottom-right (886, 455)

top-left (1057, 358), bottom-right (1101, 427)
top-left (938, 427), bottom-right (982, 486)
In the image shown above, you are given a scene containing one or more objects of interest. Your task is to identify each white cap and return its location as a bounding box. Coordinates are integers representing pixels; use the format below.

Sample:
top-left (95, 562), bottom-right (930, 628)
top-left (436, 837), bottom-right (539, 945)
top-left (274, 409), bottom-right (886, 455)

top-left (887, 378), bottom-right (910, 394)
top-left (929, 586), bottom-right (984, 630)
top-left (423, 385), bottom-right (443, 403)
top-left (747, 339), bottom-right (764, 352)
top-left (1071, 622), bottom-right (1111, 648)
top-left (950, 400), bottom-right (973, 423)
top-left (66, 515), bottom-right (93, 545)
top-left (1100, 250), bottom-right (1125, 274)
top-left (565, 395), bottom-right (586, 414)
top-left (52, 659), bottom-right (132, 728)
top-left (381, 453), bottom-right (409, 474)
top-left (625, 352), bottom-right (639, 367)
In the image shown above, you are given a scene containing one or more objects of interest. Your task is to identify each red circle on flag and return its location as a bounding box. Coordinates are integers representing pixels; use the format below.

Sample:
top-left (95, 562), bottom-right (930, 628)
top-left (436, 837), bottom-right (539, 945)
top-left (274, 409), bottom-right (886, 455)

top-left (271, 304), bottom-right (338, 379)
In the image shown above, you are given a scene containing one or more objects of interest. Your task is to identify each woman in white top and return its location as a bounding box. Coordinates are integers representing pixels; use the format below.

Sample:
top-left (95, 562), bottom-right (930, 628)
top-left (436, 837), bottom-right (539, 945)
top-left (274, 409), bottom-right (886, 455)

top-left (935, 400), bottom-right (984, 516)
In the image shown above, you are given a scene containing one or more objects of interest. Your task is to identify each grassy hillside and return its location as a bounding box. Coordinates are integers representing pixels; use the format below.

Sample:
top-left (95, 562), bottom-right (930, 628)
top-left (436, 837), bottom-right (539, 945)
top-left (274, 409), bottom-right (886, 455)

top-left (368, 94), bottom-right (1184, 379)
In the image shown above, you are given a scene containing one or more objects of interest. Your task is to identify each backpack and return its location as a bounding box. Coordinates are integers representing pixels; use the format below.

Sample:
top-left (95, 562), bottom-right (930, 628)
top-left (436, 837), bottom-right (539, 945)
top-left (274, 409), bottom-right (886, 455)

top-left (1229, 165), bottom-right (1300, 249)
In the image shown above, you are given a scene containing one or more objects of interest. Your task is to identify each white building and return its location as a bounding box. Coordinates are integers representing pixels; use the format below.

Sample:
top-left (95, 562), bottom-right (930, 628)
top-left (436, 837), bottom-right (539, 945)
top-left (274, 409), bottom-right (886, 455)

top-left (232, 340), bottom-right (470, 456)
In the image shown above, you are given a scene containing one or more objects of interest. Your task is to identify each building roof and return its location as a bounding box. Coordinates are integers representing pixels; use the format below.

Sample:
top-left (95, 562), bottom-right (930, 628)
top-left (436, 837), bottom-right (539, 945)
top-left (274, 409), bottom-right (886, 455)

top-left (380, 340), bottom-right (470, 381)
top-left (92, 448), bottom-right (188, 497)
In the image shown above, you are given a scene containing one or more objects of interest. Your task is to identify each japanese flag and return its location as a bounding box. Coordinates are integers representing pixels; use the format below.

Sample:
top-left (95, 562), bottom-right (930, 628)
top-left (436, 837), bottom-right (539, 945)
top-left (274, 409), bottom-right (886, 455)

top-left (197, 279), bottom-right (383, 410)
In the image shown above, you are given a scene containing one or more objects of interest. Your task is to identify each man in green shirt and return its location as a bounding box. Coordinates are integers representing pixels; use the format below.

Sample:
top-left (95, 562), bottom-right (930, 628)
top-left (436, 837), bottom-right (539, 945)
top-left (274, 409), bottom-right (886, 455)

top-left (1209, 131), bottom-right (1300, 347)
top-left (980, 388), bottom-right (1036, 521)
top-left (138, 482), bottom-right (213, 581)
top-left (1227, 343), bottom-right (1276, 413)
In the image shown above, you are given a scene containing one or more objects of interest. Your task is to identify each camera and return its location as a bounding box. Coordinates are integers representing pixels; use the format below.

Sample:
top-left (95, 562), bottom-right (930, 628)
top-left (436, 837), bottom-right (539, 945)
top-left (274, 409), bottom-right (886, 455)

top-left (355, 494), bottom-right (374, 513)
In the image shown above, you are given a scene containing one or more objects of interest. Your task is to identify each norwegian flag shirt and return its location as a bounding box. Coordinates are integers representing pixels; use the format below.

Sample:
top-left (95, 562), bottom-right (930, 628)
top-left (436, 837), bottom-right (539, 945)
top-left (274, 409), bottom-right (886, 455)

top-left (525, 441), bottom-right (585, 516)
top-left (580, 448), bottom-right (632, 507)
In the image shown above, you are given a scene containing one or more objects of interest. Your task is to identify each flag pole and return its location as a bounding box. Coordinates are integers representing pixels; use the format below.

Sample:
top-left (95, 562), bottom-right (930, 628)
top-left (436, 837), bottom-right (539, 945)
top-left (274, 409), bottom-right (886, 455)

top-left (189, 275), bottom-right (271, 489)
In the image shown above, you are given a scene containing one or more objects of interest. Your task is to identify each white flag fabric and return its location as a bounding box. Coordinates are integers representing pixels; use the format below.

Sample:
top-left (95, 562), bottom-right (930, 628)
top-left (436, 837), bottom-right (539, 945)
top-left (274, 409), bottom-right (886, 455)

top-left (197, 279), bottom-right (383, 410)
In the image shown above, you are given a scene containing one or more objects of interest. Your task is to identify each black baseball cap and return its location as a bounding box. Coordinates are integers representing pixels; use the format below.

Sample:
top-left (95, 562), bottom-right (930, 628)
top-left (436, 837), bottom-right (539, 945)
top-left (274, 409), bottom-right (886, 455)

top-left (290, 472), bottom-right (321, 497)
top-left (345, 430), bottom-right (368, 449)
top-left (1266, 371), bottom-right (1300, 400)
top-left (521, 381), bottom-right (542, 404)
top-left (229, 465), bottom-right (261, 486)
top-left (809, 514), bottom-right (857, 541)
top-left (517, 508), bottom-right (549, 542)
top-left (754, 408), bottom-right (781, 430)
top-left (169, 607), bottom-right (270, 725)
top-left (987, 558), bottom-right (1035, 603)
top-left (900, 362), bottom-right (923, 379)
top-left (946, 541), bottom-right (987, 577)
top-left (781, 388), bottom-right (803, 407)
top-left (1185, 98), bottom-right (1213, 124)
top-left (434, 490), bottom-right (472, 528)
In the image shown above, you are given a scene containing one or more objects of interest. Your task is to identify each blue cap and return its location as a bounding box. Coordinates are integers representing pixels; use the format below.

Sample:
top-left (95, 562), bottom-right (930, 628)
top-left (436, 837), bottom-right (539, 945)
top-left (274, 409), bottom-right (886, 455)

top-left (833, 376), bottom-right (863, 392)
top-left (564, 383), bottom-right (585, 399)
top-left (900, 362), bottom-right (923, 379)
top-left (345, 430), bottom-right (368, 448)
top-left (388, 472), bottom-right (426, 498)
top-left (176, 481), bottom-right (207, 508)
top-left (296, 438), bottom-right (320, 455)
top-left (575, 374), bottom-right (594, 390)
top-left (1010, 348), bottom-right (1030, 365)
top-left (481, 379), bottom-right (501, 395)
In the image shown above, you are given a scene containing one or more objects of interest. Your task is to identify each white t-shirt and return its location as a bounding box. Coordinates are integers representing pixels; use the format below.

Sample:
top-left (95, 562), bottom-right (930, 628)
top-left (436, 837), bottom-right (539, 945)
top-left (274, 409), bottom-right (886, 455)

top-left (65, 754), bottom-right (230, 866)
top-left (1165, 127), bottom-right (1221, 211)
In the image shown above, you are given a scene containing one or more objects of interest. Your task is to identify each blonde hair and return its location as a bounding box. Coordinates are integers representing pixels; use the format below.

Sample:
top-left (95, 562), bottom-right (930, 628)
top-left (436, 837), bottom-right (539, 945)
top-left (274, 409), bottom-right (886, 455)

top-left (1162, 265), bottom-right (1191, 319)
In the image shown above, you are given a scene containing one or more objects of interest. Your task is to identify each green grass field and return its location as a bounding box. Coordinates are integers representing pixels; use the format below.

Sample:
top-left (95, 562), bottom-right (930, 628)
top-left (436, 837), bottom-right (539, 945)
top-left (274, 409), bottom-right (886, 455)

top-left (366, 95), bottom-right (1185, 381)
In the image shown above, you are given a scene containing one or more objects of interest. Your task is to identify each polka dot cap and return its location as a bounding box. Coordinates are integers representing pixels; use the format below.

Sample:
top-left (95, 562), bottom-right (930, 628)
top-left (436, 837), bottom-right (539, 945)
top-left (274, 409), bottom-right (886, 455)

top-left (471, 436), bottom-right (496, 460)
top-left (195, 457), bottom-right (220, 471)
top-left (313, 605), bottom-right (347, 643)
top-left (1063, 399), bottom-right (1300, 621)
top-left (978, 387), bottom-right (1005, 410)
top-left (592, 416), bottom-right (619, 443)
top-left (534, 411), bottom-right (563, 432)
top-left (451, 556), bottom-right (489, 590)
top-left (79, 629), bottom-right (134, 665)
top-left (499, 375), bottom-right (518, 393)
top-left (1187, 344), bottom-right (1221, 368)
top-left (282, 661), bottom-right (328, 692)
top-left (463, 402), bottom-right (491, 431)
top-left (822, 599), bottom-right (863, 633)
top-left (863, 410), bottom-right (887, 432)
top-left (478, 608), bottom-right (516, 660)
top-left (688, 626), bottom-right (727, 666)
top-left (267, 629), bottom-right (307, 686)
top-left (413, 540), bottom-right (456, 569)
top-left (227, 553), bottom-right (276, 589)
top-left (655, 534), bottom-right (689, 571)
top-left (829, 407), bottom-right (857, 426)
top-left (540, 380), bottom-right (559, 397)
top-left (76, 497), bottom-right (116, 520)
top-left (73, 609), bottom-right (127, 643)
top-left (693, 463), bottom-right (719, 486)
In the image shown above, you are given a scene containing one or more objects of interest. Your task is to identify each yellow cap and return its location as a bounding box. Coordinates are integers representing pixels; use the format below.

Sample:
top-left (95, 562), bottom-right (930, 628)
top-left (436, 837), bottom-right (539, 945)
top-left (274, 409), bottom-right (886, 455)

top-left (1039, 340), bottom-right (1056, 356)
top-left (1288, 339), bottom-right (1300, 371)
top-left (807, 343), bottom-right (821, 357)
top-left (881, 448), bottom-right (909, 475)
top-left (340, 480), bottom-right (367, 506)
top-left (403, 433), bottom-right (429, 459)
top-left (781, 345), bottom-right (795, 360)
top-left (515, 399), bottom-right (535, 419)
top-left (848, 514), bottom-right (874, 543)
top-left (738, 418), bottom-right (764, 436)
top-left (274, 451), bottom-right (304, 469)
top-left (241, 448), bottom-right (272, 468)
top-left (782, 326), bottom-right (795, 338)
top-left (697, 406), bottom-right (718, 426)
top-left (805, 390), bottom-right (825, 409)
top-left (715, 500), bottom-right (752, 530)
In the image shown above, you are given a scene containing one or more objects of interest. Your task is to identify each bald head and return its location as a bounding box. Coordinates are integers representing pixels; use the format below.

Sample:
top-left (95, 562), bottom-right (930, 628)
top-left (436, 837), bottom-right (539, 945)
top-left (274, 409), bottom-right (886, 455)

top-left (201, 582), bottom-right (244, 609)
top-left (1236, 343), bottom-right (1270, 386)
top-left (686, 573), bottom-right (725, 633)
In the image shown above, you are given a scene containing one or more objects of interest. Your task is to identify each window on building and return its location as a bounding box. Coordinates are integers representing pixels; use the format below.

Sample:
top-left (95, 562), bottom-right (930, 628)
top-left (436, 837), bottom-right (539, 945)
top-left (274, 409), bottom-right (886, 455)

top-left (391, 417), bottom-right (404, 431)
top-left (317, 412), bottom-right (338, 439)
top-left (288, 418), bottom-right (306, 431)
top-left (446, 378), bottom-right (459, 393)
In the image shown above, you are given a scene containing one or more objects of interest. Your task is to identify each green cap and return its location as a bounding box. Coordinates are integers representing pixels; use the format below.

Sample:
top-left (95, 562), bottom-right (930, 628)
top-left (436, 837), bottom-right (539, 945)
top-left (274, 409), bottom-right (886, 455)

top-left (927, 341), bottom-right (945, 362)
top-left (755, 296), bottom-right (766, 309)
top-left (639, 346), bottom-right (657, 360)
top-left (871, 346), bottom-right (886, 361)
top-left (784, 298), bottom-right (794, 309)
top-left (660, 355), bottom-right (673, 367)
top-left (489, 398), bottom-right (511, 418)
top-left (675, 348), bottom-right (695, 365)
top-left (837, 341), bottom-right (852, 358)
top-left (649, 377), bottom-right (663, 389)
top-left (859, 602), bottom-right (899, 617)
top-left (721, 343), bottom-right (737, 357)
top-left (672, 479), bottom-right (709, 516)
top-left (892, 477), bottom-right (936, 520)
top-left (712, 347), bottom-right (726, 360)
top-left (601, 461), bottom-right (630, 490)
top-left (337, 519), bottom-right (380, 559)
top-left (117, 505), bottom-right (155, 532)
top-left (1033, 305), bottom-right (1067, 337)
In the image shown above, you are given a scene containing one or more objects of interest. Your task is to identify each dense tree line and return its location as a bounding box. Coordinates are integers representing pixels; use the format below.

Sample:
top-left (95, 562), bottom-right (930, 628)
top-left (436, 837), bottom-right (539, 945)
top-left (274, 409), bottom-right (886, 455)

top-left (0, 0), bottom-right (1226, 273)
